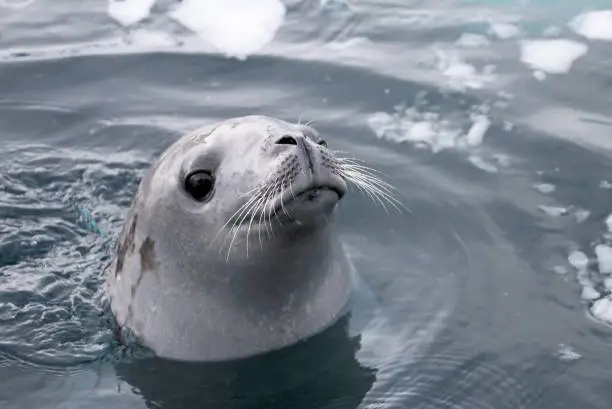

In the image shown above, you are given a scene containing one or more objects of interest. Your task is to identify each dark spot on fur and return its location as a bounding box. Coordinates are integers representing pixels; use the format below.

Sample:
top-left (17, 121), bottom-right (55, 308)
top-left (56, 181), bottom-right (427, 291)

top-left (139, 236), bottom-right (158, 272)
top-left (115, 214), bottom-right (138, 276)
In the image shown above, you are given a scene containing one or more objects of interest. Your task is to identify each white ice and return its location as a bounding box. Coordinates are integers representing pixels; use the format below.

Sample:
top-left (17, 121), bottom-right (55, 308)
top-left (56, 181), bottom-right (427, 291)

top-left (537, 205), bottom-right (567, 217)
top-left (489, 22), bottom-right (520, 39)
top-left (605, 213), bottom-right (612, 233)
top-left (520, 39), bottom-right (588, 74)
top-left (569, 10), bottom-right (612, 41)
top-left (581, 286), bottom-right (600, 300)
top-left (594, 244), bottom-right (612, 274)
top-left (533, 183), bottom-right (555, 194)
top-left (591, 297), bottom-right (612, 324)
top-left (555, 344), bottom-right (582, 361)
top-left (367, 108), bottom-right (491, 154)
top-left (568, 250), bottom-right (589, 271)
top-left (600, 181), bottom-right (612, 189)
top-left (465, 115), bottom-right (490, 146)
top-left (169, 0), bottom-right (286, 60)
top-left (108, 0), bottom-right (156, 26)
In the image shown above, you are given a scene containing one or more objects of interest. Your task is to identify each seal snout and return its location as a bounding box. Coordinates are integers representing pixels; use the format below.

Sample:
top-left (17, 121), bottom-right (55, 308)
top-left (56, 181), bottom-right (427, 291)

top-left (266, 132), bottom-right (347, 224)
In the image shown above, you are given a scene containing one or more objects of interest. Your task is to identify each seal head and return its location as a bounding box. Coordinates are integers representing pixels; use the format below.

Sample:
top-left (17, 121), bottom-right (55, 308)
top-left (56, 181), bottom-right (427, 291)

top-left (107, 115), bottom-right (354, 362)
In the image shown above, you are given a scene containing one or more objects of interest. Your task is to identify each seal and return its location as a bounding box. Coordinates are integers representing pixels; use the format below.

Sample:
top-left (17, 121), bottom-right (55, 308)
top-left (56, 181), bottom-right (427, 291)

top-left (106, 115), bottom-right (398, 362)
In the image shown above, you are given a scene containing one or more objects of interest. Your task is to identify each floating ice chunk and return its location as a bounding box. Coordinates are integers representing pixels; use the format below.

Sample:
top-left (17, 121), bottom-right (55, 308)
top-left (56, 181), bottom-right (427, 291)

top-left (605, 214), bottom-right (612, 232)
top-left (569, 10), bottom-right (612, 41)
top-left (538, 205), bottom-right (568, 217)
top-left (555, 344), bottom-right (582, 361)
top-left (568, 250), bottom-right (589, 270)
top-left (465, 115), bottom-right (490, 146)
top-left (456, 33), bottom-right (490, 48)
top-left (591, 297), bottom-right (612, 323)
top-left (468, 156), bottom-right (498, 173)
top-left (574, 209), bottom-right (590, 223)
top-left (595, 244), bottom-right (612, 274)
top-left (534, 183), bottom-right (555, 194)
top-left (169, 0), bottom-right (286, 60)
top-left (367, 109), bottom-right (463, 153)
top-left (520, 39), bottom-right (588, 74)
top-left (600, 180), bottom-right (612, 189)
top-left (434, 50), bottom-right (495, 91)
top-left (604, 278), bottom-right (612, 290)
top-left (367, 112), bottom-right (394, 138)
top-left (581, 286), bottom-right (600, 300)
top-left (489, 23), bottom-right (520, 39)
top-left (533, 70), bottom-right (547, 81)
top-left (108, 0), bottom-right (156, 26)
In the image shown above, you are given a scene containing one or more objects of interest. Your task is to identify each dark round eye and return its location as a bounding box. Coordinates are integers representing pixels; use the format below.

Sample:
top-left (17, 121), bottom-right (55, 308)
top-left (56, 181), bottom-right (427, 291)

top-left (318, 140), bottom-right (328, 147)
top-left (184, 170), bottom-right (214, 202)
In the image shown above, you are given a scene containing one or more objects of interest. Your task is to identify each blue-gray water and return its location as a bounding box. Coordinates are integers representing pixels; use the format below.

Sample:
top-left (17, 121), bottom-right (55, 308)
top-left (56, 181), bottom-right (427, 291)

top-left (2, 1), bottom-right (612, 408)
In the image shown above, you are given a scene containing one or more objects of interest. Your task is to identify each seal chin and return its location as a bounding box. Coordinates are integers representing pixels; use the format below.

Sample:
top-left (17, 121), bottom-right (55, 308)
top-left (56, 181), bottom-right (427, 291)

top-left (272, 185), bottom-right (344, 226)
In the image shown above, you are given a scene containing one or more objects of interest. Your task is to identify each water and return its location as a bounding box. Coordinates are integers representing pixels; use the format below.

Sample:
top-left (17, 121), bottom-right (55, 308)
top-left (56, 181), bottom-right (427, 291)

top-left (1, 0), bottom-right (612, 408)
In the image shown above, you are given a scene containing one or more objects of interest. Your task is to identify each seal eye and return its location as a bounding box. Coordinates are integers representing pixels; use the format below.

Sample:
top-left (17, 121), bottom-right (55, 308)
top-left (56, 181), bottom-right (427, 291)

top-left (184, 170), bottom-right (214, 202)
top-left (318, 140), bottom-right (328, 147)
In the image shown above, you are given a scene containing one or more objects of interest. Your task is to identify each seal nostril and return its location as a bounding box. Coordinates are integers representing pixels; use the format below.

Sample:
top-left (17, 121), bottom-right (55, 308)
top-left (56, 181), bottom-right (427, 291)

top-left (276, 135), bottom-right (298, 145)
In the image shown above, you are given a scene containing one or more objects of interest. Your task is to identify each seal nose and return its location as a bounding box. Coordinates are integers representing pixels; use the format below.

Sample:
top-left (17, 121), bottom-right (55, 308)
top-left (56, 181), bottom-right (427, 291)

top-left (275, 135), bottom-right (298, 145)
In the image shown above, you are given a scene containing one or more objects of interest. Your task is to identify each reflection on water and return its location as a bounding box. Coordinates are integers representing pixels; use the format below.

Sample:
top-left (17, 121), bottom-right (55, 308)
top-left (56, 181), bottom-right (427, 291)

top-left (114, 314), bottom-right (376, 409)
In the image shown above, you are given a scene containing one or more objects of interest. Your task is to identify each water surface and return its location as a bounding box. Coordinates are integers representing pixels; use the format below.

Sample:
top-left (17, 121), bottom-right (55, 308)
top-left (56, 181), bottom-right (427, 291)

top-left (1, 1), bottom-right (612, 408)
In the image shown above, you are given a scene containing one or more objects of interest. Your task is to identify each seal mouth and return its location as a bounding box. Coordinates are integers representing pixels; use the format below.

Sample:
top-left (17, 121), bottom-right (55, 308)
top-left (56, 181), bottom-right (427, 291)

top-left (230, 179), bottom-right (347, 228)
top-left (270, 182), bottom-right (346, 219)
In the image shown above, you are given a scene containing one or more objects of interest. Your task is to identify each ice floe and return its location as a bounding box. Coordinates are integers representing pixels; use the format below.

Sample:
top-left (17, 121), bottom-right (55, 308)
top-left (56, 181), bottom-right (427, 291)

top-left (569, 10), bottom-right (612, 41)
top-left (533, 183), bottom-right (555, 194)
top-left (488, 22), bottom-right (521, 39)
top-left (520, 39), bottom-right (587, 74)
top-left (169, 0), bottom-right (286, 60)
top-left (108, 0), bottom-right (156, 27)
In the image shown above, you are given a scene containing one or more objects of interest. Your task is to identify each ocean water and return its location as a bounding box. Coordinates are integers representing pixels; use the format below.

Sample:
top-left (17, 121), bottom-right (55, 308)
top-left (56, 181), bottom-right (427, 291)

top-left (1, 0), bottom-right (612, 408)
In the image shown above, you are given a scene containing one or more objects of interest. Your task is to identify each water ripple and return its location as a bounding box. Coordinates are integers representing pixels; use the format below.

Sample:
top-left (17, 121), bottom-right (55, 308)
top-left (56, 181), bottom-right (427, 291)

top-left (0, 142), bottom-right (146, 366)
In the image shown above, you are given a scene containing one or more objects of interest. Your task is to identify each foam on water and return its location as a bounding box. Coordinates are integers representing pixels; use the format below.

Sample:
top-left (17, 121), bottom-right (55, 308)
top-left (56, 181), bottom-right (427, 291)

top-left (169, 0), bottom-right (286, 60)
top-left (520, 39), bottom-right (588, 74)
top-left (569, 10), bottom-right (612, 41)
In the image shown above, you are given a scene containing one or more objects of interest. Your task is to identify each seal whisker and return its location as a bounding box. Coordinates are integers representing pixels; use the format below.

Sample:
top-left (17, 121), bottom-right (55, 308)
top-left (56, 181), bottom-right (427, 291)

top-left (217, 185), bottom-right (268, 260)
top-left (277, 174), bottom-right (294, 222)
top-left (259, 181), bottom-right (279, 240)
top-left (332, 153), bottom-right (407, 213)
top-left (247, 182), bottom-right (278, 255)
top-left (338, 165), bottom-right (407, 214)
top-left (244, 189), bottom-right (267, 257)
top-left (264, 180), bottom-right (283, 235)
top-left (304, 118), bottom-right (317, 127)
top-left (340, 163), bottom-right (401, 197)
top-left (346, 170), bottom-right (402, 211)
top-left (208, 185), bottom-right (262, 252)
top-left (227, 185), bottom-right (273, 261)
